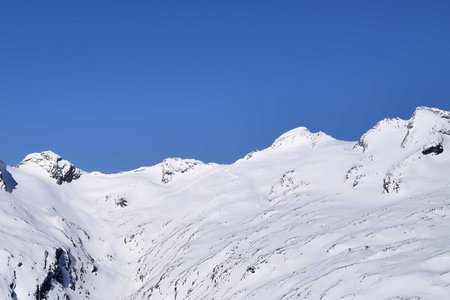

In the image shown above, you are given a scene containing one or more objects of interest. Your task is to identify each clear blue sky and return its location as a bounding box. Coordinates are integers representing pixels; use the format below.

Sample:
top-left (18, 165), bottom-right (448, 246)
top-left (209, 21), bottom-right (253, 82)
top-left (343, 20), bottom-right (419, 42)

top-left (1, 1), bottom-right (449, 173)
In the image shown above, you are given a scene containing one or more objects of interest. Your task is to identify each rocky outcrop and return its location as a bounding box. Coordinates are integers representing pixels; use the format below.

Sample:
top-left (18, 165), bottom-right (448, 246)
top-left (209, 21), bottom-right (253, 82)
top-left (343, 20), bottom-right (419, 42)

top-left (0, 161), bottom-right (17, 192)
top-left (105, 194), bottom-right (128, 207)
top-left (0, 172), bottom-right (6, 192)
top-left (422, 144), bottom-right (444, 155)
top-left (35, 248), bottom-right (77, 300)
top-left (160, 158), bottom-right (204, 184)
top-left (19, 151), bottom-right (83, 184)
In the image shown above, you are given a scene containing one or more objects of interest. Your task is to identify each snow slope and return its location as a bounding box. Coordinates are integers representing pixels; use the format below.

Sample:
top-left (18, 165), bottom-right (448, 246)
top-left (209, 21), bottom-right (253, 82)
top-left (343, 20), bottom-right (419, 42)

top-left (1, 106), bottom-right (449, 299)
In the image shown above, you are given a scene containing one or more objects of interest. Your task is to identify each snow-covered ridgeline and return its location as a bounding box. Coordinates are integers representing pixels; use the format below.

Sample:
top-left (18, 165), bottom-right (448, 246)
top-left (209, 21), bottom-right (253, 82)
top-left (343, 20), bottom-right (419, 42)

top-left (0, 106), bottom-right (449, 299)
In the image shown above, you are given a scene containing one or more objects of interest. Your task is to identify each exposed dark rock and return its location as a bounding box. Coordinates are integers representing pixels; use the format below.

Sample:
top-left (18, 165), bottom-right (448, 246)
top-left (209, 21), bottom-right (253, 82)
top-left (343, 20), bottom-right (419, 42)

top-left (161, 158), bottom-right (203, 184)
top-left (35, 248), bottom-right (76, 300)
top-left (353, 140), bottom-right (368, 151)
top-left (0, 161), bottom-right (17, 193)
top-left (0, 172), bottom-right (6, 192)
top-left (19, 151), bottom-right (83, 185)
top-left (105, 194), bottom-right (128, 207)
top-left (383, 172), bottom-right (400, 194)
top-left (345, 164), bottom-right (365, 187)
top-left (244, 151), bottom-right (258, 160)
top-left (115, 197), bottom-right (128, 207)
top-left (10, 280), bottom-right (17, 300)
top-left (422, 144), bottom-right (444, 155)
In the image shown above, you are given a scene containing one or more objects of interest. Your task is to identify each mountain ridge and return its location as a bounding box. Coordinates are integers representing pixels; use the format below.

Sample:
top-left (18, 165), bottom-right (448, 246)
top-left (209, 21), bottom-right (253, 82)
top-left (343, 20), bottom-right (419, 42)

top-left (7, 106), bottom-right (448, 177)
top-left (0, 106), bottom-right (449, 299)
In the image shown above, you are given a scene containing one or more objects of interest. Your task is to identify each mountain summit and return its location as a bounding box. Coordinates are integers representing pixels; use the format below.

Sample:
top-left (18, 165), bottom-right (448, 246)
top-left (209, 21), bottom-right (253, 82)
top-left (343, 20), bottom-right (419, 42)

top-left (0, 107), bottom-right (449, 299)
top-left (18, 150), bottom-right (83, 184)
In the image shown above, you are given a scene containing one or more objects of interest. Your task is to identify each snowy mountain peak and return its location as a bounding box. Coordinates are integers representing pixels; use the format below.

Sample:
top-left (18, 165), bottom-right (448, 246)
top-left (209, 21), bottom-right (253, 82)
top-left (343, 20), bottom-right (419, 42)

top-left (350, 107), bottom-right (449, 195)
top-left (18, 151), bottom-right (83, 184)
top-left (355, 106), bottom-right (449, 155)
top-left (1, 107), bottom-right (450, 299)
top-left (270, 126), bottom-right (333, 149)
top-left (160, 157), bottom-right (205, 183)
top-left (411, 106), bottom-right (450, 121)
top-left (401, 106), bottom-right (450, 150)
top-left (355, 117), bottom-right (408, 151)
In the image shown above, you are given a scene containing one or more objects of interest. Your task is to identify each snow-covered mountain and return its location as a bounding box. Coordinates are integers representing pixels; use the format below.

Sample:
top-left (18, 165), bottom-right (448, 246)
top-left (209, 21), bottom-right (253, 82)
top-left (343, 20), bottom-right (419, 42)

top-left (1, 106), bottom-right (449, 300)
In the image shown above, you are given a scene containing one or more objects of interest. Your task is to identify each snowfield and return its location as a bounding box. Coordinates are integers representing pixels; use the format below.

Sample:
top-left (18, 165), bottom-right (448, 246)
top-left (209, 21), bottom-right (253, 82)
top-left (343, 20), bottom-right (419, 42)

top-left (1, 106), bottom-right (449, 299)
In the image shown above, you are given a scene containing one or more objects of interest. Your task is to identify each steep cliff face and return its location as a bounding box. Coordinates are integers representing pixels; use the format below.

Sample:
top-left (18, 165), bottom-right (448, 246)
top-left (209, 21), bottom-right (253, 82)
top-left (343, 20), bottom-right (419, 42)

top-left (0, 107), bottom-right (449, 300)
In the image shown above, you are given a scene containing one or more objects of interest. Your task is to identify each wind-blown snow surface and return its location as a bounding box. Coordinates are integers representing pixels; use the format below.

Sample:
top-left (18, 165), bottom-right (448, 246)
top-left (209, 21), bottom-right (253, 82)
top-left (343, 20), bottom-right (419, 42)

top-left (1, 106), bottom-right (450, 299)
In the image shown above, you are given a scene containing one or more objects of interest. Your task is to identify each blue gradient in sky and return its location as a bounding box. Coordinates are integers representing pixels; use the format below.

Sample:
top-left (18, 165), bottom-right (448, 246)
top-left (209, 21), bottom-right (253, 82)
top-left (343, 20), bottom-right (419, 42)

top-left (1, 1), bottom-right (449, 172)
